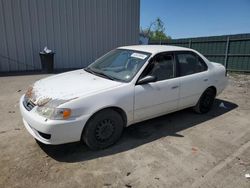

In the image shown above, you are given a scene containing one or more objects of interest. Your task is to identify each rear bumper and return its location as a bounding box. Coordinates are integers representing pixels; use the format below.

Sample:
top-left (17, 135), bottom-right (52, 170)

top-left (19, 95), bottom-right (91, 145)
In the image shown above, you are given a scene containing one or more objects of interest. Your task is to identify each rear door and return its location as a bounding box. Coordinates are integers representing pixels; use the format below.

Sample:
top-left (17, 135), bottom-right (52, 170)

top-left (175, 51), bottom-right (209, 109)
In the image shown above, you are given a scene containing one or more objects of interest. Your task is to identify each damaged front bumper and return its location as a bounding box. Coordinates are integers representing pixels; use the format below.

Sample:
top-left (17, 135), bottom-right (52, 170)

top-left (19, 95), bottom-right (90, 145)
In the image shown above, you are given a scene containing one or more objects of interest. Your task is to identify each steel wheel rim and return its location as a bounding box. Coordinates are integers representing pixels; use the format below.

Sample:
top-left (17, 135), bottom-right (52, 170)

top-left (95, 119), bottom-right (115, 142)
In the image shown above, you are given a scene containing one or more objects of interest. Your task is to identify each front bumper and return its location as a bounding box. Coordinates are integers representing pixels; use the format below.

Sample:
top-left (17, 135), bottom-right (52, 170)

top-left (19, 95), bottom-right (90, 145)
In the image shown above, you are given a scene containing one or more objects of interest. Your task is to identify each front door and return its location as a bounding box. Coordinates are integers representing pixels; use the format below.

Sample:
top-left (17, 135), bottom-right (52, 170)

top-left (134, 52), bottom-right (180, 122)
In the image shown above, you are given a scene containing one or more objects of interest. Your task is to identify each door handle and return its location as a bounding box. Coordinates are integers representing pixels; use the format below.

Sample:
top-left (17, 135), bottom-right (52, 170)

top-left (171, 85), bottom-right (179, 89)
top-left (203, 78), bottom-right (208, 82)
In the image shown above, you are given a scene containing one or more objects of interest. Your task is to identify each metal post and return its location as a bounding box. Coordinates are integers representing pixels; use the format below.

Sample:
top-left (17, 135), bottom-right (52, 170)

top-left (188, 39), bottom-right (192, 48)
top-left (224, 36), bottom-right (230, 74)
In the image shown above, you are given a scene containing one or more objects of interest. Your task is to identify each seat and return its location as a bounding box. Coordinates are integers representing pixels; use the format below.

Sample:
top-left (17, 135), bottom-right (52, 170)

top-left (151, 56), bottom-right (173, 81)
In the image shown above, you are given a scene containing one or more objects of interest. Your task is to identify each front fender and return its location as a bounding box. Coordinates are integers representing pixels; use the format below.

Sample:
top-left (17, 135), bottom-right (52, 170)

top-left (59, 84), bottom-right (135, 126)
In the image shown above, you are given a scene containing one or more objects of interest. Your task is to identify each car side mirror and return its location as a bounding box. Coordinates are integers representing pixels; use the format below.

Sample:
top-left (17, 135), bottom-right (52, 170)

top-left (137, 75), bottom-right (157, 85)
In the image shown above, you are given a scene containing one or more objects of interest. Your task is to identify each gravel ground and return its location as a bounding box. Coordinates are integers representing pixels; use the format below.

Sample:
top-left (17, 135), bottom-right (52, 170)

top-left (0, 73), bottom-right (249, 188)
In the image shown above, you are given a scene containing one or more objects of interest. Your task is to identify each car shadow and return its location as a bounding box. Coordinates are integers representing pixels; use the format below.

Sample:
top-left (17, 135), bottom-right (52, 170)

top-left (38, 99), bottom-right (238, 163)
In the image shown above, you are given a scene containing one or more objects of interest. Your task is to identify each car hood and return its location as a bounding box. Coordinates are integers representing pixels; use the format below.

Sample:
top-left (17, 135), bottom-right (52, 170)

top-left (29, 69), bottom-right (123, 106)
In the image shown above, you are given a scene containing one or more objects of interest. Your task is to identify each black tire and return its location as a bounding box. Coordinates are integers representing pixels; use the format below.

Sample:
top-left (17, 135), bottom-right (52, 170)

top-left (194, 88), bottom-right (216, 114)
top-left (82, 109), bottom-right (124, 150)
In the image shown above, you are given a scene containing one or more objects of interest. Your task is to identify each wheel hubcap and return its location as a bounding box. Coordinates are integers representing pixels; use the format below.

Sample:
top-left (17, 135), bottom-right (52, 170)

top-left (95, 119), bottom-right (115, 142)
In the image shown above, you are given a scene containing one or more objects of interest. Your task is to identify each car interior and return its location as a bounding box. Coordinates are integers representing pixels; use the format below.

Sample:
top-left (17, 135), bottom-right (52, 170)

top-left (149, 54), bottom-right (174, 81)
top-left (177, 53), bottom-right (207, 76)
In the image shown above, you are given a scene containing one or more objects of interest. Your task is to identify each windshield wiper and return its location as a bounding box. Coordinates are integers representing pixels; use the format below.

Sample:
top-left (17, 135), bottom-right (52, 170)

top-left (84, 67), bottom-right (115, 80)
top-left (84, 67), bottom-right (95, 74)
top-left (93, 70), bottom-right (116, 80)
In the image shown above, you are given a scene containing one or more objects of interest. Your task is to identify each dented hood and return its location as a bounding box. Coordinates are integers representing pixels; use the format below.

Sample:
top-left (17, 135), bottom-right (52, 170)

top-left (30, 69), bottom-right (122, 104)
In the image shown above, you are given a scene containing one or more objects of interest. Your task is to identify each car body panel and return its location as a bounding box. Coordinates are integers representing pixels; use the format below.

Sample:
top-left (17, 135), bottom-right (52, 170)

top-left (178, 71), bottom-right (209, 109)
top-left (134, 77), bottom-right (180, 122)
top-left (30, 69), bottom-right (123, 102)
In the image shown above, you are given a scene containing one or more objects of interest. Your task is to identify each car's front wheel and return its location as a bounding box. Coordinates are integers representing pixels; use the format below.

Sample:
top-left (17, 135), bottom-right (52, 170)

top-left (82, 109), bottom-right (124, 150)
top-left (194, 87), bottom-right (216, 114)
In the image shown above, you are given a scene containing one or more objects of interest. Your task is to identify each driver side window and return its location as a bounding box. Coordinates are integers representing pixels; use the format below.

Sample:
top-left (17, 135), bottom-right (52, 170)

top-left (149, 53), bottom-right (175, 81)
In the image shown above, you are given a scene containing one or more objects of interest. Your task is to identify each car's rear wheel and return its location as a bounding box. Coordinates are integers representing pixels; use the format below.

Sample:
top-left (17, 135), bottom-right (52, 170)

top-left (194, 88), bottom-right (216, 114)
top-left (82, 109), bottom-right (124, 150)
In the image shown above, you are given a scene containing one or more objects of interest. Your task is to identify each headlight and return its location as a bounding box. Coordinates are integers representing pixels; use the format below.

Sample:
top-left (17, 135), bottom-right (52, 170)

top-left (36, 106), bottom-right (71, 120)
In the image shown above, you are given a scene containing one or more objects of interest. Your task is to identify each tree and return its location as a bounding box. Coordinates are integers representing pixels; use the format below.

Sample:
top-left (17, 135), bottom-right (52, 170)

top-left (140, 17), bottom-right (171, 42)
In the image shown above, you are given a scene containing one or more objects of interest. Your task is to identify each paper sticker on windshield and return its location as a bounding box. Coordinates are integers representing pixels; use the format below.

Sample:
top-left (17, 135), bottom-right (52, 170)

top-left (131, 53), bottom-right (147, 60)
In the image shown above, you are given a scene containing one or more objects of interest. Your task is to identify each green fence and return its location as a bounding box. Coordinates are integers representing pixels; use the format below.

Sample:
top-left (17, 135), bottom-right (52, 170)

top-left (149, 33), bottom-right (250, 72)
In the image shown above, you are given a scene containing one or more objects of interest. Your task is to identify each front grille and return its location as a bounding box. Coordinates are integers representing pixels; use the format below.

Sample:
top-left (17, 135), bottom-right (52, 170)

top-left (23, 97), bottom-right (36, 111)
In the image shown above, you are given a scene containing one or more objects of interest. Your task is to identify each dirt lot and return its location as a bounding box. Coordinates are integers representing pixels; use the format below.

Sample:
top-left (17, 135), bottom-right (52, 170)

top-left (0, 73), bottom-right (249, 188)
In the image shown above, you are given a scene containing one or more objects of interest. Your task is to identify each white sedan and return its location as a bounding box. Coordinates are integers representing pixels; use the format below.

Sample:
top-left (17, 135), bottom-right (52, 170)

top-left (20, 45), bottom-right (228, 149)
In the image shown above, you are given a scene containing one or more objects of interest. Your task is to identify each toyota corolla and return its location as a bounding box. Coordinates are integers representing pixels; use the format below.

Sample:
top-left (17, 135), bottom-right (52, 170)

top-left (20, 45), bottom-right (228, 149)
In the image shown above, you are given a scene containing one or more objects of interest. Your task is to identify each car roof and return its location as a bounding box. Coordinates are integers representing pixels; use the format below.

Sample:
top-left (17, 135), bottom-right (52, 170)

top-left (118, 45), bottom-right (192, 54)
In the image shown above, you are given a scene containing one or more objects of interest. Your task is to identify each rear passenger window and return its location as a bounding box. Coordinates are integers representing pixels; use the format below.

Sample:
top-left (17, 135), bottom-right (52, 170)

top-left (177, 53), bottom-right (207, 76)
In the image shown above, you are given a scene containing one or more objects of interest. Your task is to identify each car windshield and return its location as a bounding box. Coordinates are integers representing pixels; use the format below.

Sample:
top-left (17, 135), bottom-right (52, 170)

top-left (85, 49), bottom-right (151, 82)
